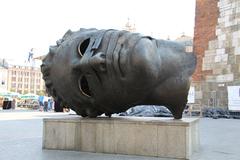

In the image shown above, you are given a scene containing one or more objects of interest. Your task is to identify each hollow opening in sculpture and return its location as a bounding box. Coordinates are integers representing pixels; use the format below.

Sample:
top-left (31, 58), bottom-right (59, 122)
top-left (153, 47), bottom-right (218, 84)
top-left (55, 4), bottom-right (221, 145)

top-left (79, 75), bottom-right (91, 97)
top-left (78, 38), bottom-right (90, 56)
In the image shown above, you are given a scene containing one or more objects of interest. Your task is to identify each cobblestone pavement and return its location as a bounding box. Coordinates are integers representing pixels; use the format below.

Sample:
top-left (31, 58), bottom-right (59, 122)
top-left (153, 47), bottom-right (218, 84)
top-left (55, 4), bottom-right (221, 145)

top-left (0, 110), bottom-right (239, 160)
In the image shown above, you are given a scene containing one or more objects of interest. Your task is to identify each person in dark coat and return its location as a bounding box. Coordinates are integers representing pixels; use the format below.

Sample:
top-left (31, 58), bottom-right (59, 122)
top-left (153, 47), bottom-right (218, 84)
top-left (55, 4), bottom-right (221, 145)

top-left (43, 101), bottom-right (48, 112)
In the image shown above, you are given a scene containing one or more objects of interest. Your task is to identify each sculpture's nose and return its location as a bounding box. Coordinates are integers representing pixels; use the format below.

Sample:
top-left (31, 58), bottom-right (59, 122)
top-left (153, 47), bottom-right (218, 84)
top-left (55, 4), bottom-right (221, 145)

top-left (89, 52), bottom-right (106, 72)
top-left (71, 51), bottom-right (106, 74)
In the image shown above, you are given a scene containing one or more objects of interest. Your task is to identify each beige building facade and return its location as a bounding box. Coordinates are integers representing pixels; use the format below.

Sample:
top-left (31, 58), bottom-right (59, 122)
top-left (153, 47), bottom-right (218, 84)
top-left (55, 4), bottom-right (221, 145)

top-left (7, 65), bottom-right (45, 95)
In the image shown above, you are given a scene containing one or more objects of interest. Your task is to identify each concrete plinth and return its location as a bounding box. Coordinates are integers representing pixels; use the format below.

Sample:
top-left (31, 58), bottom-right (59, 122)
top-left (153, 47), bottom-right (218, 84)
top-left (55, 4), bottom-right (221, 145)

top-left (43, 116), bottom-right (199, 159)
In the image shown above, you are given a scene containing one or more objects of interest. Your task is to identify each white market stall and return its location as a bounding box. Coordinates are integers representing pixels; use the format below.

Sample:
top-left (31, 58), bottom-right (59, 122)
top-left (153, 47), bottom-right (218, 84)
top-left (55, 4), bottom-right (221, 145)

top-left (228, 86), bottom-right (240, 111)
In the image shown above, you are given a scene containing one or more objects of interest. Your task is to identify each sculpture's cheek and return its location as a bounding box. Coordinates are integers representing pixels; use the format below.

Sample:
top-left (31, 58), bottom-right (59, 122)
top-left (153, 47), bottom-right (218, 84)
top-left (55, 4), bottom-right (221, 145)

top-left (126, 38), bottom-right (160, 86)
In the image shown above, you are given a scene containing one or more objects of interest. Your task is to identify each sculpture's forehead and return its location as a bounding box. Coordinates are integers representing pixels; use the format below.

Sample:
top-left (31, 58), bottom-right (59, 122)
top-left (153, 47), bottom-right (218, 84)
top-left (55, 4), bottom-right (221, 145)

top-left (59, 29), bottom-right (143, 55)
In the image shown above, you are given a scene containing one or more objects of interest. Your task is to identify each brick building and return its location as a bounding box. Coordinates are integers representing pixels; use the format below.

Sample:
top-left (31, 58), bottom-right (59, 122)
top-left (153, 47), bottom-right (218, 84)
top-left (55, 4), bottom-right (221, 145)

top-left (193, 0), bottom-right (240, 108)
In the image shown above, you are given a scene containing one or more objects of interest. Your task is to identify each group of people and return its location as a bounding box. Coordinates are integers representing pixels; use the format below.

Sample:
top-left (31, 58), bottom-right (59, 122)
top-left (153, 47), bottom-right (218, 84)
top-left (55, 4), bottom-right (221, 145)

top-left (1, 98), bottom-right (16, 109)
top-left (40, 99), bottom-right (53, 112)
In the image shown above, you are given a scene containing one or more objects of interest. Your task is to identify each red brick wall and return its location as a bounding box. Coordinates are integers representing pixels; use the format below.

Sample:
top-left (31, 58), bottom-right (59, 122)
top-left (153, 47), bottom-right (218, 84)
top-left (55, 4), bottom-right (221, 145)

top-left (193, 0), bottom-right (219, 81)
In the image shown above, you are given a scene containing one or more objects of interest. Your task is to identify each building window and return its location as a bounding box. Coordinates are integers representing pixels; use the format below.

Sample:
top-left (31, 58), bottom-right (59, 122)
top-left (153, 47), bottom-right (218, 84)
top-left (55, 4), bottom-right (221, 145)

top-left (11, 77), bottom-right (16, 81)
top-left (24, 90), bottom-right (28, 94)
top-left (30, 79), bottom-right (35, 84)
top-left (11, 83), bottom-right (16, 88)
top-left (185, 46), bottom-right (193, 53)
top-left (12, 71), bottom-right (16, 75)
top-left (36, 79), bottom-right (40, 83)
top-left (18, 77), bottom-right (23, 82)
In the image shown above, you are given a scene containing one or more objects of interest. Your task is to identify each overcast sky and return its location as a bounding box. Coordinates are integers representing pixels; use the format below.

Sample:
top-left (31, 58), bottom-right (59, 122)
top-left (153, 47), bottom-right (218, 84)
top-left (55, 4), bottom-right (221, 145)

top-left (0, 0), bottom-right (196, 64)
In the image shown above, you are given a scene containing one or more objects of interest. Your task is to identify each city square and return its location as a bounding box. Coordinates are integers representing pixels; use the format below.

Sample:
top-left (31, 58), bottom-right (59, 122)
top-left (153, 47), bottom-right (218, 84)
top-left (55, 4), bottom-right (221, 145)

top-left (0, 110), bottom-right (240, 160)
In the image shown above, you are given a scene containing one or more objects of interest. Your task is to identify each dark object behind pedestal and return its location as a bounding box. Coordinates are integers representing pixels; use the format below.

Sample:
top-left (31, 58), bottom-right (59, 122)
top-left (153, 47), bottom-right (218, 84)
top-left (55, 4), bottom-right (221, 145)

top-left (202, 107), bottom-right (240, 119)
top-left (54, 100), bottom-right (63, 112)
top-left (119, 105), bottom-right (173, 117)
top-left (2, 101), bottom-right (12, 109)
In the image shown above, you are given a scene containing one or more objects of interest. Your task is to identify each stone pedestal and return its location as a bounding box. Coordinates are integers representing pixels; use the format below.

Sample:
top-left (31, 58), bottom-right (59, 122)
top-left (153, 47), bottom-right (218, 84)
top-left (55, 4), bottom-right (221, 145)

top-left (43, 116), bottom-right (199, 159)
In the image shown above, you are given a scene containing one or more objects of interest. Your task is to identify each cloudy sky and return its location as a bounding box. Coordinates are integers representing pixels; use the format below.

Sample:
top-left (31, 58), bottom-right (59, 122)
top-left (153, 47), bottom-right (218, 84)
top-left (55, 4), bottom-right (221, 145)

top-left (0, 0), bottom-right (195, 64)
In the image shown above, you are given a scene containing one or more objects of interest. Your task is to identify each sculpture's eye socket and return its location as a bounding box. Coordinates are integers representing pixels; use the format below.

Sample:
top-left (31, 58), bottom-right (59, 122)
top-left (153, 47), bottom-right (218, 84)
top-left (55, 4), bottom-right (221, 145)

top-left (78, 38), bottom-right (90, 56)
top-left (79, 75), bottom-right (91, 97)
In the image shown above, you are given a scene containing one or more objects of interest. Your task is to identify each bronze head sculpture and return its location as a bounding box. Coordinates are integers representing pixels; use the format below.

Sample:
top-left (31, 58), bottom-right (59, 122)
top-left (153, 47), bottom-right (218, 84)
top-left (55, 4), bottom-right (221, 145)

top-left (41, 28), bottom-right (196, 119)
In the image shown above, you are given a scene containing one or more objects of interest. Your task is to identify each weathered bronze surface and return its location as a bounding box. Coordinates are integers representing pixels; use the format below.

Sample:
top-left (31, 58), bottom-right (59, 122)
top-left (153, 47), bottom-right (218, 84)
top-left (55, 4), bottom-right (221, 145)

top-left (41, 28), bottom-right (196, 119)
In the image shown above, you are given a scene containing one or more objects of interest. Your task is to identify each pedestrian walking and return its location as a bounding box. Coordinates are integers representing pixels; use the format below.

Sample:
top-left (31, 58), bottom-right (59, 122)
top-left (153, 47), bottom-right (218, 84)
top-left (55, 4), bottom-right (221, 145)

top-left (44, 101), bottom-right (48, 112)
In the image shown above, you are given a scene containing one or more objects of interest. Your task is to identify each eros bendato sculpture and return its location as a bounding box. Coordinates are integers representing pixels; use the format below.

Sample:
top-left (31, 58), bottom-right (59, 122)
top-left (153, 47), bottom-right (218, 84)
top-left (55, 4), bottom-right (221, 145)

top-left (41, 28), bottom-right (196, 119)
